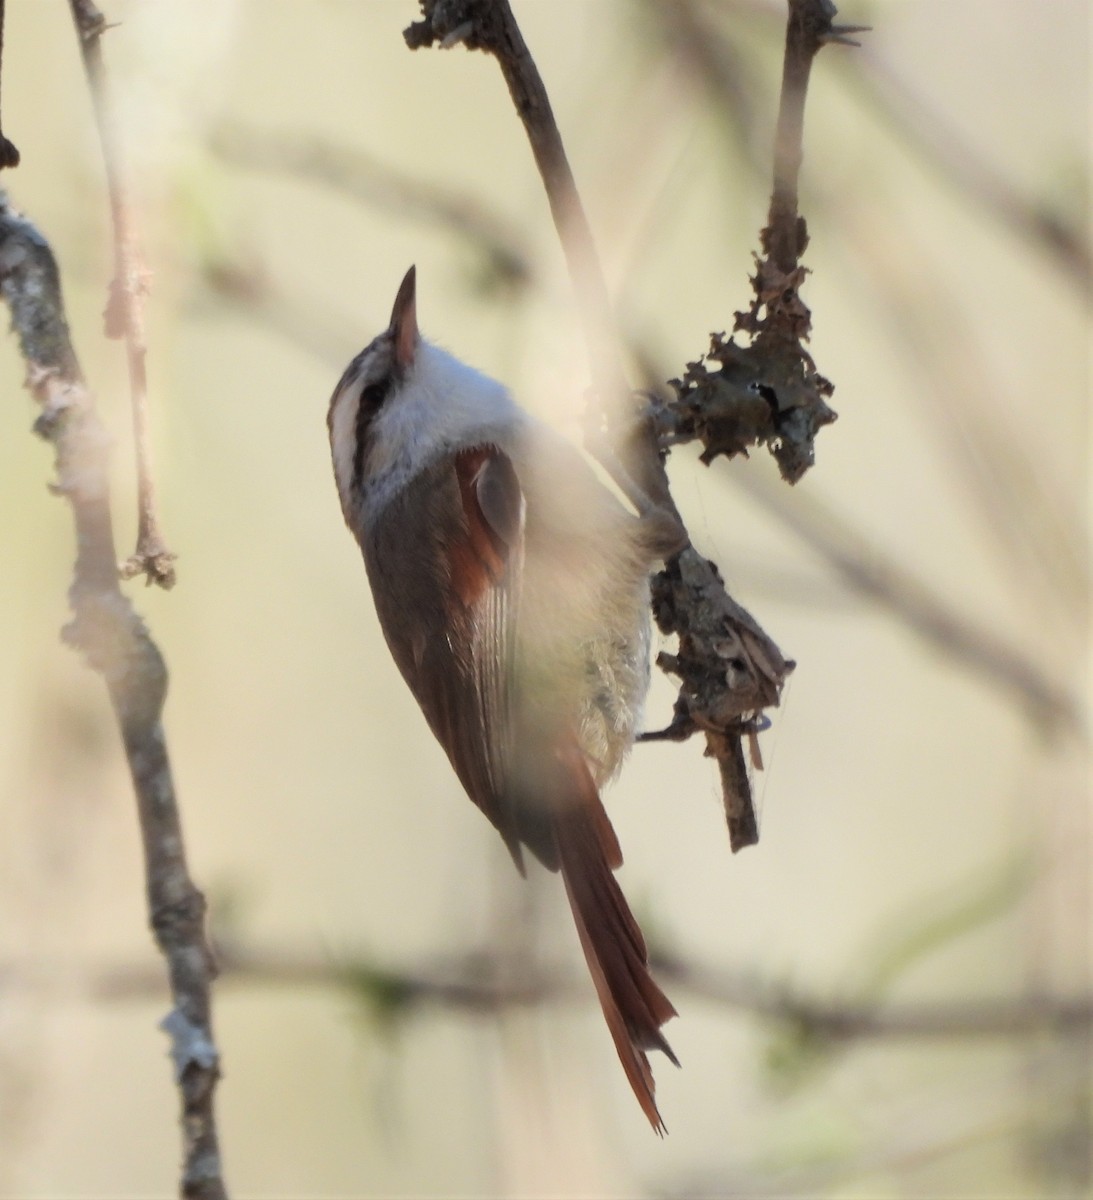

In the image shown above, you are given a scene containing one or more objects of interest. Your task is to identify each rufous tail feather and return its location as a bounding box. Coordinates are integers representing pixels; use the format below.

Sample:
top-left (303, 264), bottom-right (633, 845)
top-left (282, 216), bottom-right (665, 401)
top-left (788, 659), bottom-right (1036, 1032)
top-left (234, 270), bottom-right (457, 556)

top-left (551, 745), bottom-right (678, 1133)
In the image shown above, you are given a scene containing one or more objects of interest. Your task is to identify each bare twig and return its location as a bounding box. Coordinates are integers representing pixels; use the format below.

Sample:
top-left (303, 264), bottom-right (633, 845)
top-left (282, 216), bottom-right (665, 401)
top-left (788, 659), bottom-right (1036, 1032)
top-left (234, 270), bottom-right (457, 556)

top-left (406, 0), bottom-right (677, 521)
top-left (9, 943), bottom-right (1089, 1042)
top-left (643, 0), bottom-right (859, 840)
top-left (0, 0), bottom-right (20, 168)
top-left (675, 0), bottom-right (1091, 302)
top-left (0, 195), bottom-right (227, 1200)
top-left (68, 0), bottom-right (175, 587)
top-left (644, 0), bottom-right (865, 842)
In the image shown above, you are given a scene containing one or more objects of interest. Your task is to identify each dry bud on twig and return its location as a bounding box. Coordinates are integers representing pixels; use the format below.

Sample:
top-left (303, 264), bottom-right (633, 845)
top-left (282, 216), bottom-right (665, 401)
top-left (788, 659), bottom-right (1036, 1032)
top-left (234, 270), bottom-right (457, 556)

top-left (644, 548), bottom-right (794, 851)
top-left (666, 0), bottom-right (862, 483)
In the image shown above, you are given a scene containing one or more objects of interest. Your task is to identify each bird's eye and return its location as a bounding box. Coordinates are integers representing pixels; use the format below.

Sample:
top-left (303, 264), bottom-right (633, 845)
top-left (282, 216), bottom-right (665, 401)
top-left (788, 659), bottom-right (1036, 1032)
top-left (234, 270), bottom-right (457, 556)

top-left (360, 380), bottom-right (390, 412)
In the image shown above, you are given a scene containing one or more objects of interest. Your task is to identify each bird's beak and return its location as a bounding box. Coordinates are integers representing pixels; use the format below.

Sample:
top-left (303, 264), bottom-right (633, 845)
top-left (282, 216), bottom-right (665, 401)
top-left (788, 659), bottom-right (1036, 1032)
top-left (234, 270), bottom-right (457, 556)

top-left (390, 265), bottom-right (418, 370)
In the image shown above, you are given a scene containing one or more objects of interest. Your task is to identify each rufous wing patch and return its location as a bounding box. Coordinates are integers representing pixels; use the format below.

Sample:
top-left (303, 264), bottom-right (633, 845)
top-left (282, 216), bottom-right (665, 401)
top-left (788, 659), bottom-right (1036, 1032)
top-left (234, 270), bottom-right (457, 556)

top-left (449, 446), bottom-right (522, 608)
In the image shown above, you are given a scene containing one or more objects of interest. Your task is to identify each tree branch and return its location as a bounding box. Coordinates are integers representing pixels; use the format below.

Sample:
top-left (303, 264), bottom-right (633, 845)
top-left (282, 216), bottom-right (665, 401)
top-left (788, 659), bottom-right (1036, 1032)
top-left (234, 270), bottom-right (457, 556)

top-left (658, 0), bottom-right (1091, 653)
top-left (646, 0), bottom-right (862, 844)
top-left (0, 194), bottom-right (227, 1200)
top-left (68, 0), bottom-right (175, 587)
top-left (696, 0), bottom-right (1091, 300)
top-left (408, 0), bottom-right (677, 521)
top-left (0, 0), bottom-right (20, 168)
top-left (404, 0), bottom-right (810, 851)
top-left (12, 942), bottom-right (1089, 1043)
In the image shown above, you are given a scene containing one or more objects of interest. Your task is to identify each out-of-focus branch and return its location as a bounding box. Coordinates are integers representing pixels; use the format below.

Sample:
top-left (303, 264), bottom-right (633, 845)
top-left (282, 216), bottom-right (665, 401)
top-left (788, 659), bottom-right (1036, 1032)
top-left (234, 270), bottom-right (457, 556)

top-left (9, 943), bottom-right (1090, 1042)
top-left (657, 951), bottom-right (1093, 1040)
top-left (207, 121), bottom-right (532, 292)
top-left (0, 195), bottom-right (227, 1200)
top-left (847, 203), bottom-right (1092, 630)
top-left (852, 51), bottom-right (1092, 304)
top-left (730, 468), bottom-right (1086, 738)
top-left (201, 256), bottom-right (364, 366)
top-left (68, 0), bottom-right (175, 587)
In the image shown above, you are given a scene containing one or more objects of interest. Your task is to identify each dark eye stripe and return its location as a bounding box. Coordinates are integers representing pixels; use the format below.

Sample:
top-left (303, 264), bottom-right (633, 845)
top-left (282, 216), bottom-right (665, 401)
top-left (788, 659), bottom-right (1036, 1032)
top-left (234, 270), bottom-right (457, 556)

top-left (352, 379), bottom-right (391, 490)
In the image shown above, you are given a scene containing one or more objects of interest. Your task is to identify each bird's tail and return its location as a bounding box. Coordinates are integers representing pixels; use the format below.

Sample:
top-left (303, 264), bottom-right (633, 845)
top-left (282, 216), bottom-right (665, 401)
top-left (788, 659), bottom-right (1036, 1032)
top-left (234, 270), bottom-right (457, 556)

top-left (550, 742), bottom-right (679, 1133)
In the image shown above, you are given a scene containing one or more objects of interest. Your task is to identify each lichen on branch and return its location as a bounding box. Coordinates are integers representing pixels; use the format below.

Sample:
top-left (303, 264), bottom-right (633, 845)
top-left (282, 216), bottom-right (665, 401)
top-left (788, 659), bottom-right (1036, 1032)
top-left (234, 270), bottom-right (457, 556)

top-left (665, 0), bottom-right (864, 483)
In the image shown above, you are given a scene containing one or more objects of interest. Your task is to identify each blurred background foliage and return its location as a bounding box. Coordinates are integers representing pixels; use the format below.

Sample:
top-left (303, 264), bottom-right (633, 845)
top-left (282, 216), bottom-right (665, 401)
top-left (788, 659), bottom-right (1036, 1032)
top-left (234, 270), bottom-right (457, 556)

top-left (0, 0), bottom-right (1088, 1196)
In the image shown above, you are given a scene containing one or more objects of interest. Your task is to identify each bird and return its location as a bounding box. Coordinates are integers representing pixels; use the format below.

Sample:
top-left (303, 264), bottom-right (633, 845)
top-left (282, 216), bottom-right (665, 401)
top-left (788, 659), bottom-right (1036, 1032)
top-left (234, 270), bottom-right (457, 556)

top-left (327, 265), bottom-right (681, 1130)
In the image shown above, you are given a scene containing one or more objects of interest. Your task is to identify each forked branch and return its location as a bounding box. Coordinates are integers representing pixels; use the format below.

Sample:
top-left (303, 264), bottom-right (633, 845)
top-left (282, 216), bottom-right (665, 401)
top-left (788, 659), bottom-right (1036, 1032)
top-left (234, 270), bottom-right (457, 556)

top-left (405, 0), bottom-right (856, 849)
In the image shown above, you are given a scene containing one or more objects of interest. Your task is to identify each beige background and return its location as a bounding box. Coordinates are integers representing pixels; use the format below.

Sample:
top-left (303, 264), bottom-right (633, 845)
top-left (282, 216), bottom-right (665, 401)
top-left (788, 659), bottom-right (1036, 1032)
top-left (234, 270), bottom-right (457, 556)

top-left (0, 1), bottom-right (1087, 1196)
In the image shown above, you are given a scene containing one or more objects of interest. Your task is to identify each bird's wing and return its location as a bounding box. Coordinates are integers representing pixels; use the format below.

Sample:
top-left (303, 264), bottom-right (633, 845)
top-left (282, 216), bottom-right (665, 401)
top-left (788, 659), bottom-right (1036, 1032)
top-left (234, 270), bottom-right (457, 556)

top-left (364, 445), bottom-right (528, 868)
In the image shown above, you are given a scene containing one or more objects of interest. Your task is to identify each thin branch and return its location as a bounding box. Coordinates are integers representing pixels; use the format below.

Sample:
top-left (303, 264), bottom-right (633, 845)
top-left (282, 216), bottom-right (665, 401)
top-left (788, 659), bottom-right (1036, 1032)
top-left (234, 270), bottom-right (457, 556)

top-left (657, 951), bottom-right (1093, 1040)
top-left (657, 1), bottom-right (1091, 653)
top-left (643, 546), bottom-right (793, 853)
top-left (406, 0), bottom-right (678, 521)
top-left (10, 943), bottom-right (1090, 1043)
top-left (0, 0), bottom-right (20, 168)
top-left (664, 0), bottom-right (859, 483)
top-left (728, 469), bottom-right (1085, 738)
top-left (644, 0), bottom-right (862, 841)
top-left (681, 0), bottom-right (1091, 302)
top-left (0, 194), bottom-right (227, 1200)
top-left (68, 0), bottom-right (175, 587)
